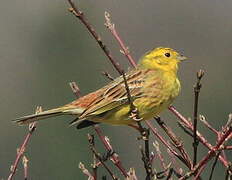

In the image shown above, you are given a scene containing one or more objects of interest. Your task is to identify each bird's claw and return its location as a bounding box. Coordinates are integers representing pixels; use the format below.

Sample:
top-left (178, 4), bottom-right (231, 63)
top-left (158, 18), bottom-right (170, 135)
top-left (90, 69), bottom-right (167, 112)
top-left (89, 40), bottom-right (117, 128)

top-left (129, 108), bottom-right (143, 121)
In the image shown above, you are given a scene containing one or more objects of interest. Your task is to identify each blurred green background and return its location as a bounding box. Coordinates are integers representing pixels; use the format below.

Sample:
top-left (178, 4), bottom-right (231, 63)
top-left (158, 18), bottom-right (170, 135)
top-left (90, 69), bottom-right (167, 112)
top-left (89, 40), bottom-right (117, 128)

top-left (0, 0), bottom-right (231, 179)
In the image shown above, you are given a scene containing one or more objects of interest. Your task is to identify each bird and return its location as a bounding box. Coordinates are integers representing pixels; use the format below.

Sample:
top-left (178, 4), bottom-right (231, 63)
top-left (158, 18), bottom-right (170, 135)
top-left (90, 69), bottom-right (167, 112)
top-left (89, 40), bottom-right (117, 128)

top-left (14, 47), bottom-right (186, 129)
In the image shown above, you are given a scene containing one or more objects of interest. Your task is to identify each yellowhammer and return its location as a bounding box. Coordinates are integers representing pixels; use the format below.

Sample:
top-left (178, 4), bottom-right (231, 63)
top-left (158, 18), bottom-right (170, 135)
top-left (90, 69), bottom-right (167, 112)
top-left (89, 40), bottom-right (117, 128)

top-left (15, 47), bottom-right (186, 129)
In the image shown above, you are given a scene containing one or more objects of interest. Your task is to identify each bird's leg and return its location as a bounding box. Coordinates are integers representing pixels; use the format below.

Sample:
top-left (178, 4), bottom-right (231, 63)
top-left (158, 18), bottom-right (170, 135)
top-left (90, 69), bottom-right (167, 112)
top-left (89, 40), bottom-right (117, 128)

top-left (129, 107), bottom-right (143, 121)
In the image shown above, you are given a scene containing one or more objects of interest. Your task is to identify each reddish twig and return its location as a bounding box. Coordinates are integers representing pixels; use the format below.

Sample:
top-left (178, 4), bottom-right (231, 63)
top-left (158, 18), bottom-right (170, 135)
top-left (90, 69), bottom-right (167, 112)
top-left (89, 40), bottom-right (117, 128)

top-left (153, 141), bottom-right (166, 171)
top-left (167, 149), bottom-right (183, 176)
top-left (199, 115), bottom-right (218, 135)
top-left (8, 107), bottom-right (40, 180)
top-left (169, 105), bottom-right (230, 168)
top-left (181, 126), bottom-right (232, 180)
top-left (104, 12), bottom-right (137, 68)
top-left (155, 117), bottom-right (192, 169)
top-left (93, 125), bottom-right (128, 177)
top-left (67, 0), bottom-right (124, 75)
top-left (145, 121), bottom-right (187, 165)
top-left (88, 134), bottom-right (118, 180)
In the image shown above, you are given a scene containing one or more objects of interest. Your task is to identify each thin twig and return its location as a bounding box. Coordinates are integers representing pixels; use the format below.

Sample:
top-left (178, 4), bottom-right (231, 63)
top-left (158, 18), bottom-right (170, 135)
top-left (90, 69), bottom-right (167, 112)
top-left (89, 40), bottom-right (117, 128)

top-left (126, 168), bottom-right (138, 180)
top-left (79, 162), bottom-right (95, 180)
top-left (141, 128), bottom-right (153, 180)
top-left (22, 155), bottom-right (29, 180)
top-left (199, 115), bottom-right (218, 135)
top-left (67, 0), bottom-right (124, 75)
top-left (93, 125), bottom-right (128, 177)
top-left (145, 121), bottom-right (188, 167)
top-left (89, 134), bottom-right (98, 180)
top-left (167, 149), bottom-right (183, 176)
top-left (140, 146), bottom-right (152, 180)
top-left (104, 11), bottom-right (137, 68)
top-left (101, 71), bottom-right (114, 81)
top-left (193, 69), bottom-right (204, 166)
top-left (153, 141), bottom-right (166, 171)
top-left (155, 117), bottom-right (192, 169)
top-left (69, 81), bottom-right (81, 97)
top-left (88, 134), bottom-right (118, 180)
top-left (169, 105), bottom-right (230, 168)
top-left (225, 163), bottom-right (232, 180)
top-left (8, 107), bottom-right (40, 180)
top-left (208, 151), bottom-right (221, 180)
top-left (181, 126), bottom-right (232, 180)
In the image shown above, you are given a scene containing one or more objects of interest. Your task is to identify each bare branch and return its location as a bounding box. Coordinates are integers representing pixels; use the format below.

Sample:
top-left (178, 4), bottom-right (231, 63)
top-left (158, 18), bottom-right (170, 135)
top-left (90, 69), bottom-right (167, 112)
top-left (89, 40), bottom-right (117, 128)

top-left (193, 69), bottom-right (204, 166)
top-left (88, 134), bottom-right (118, 180)
top-left (104, 11), bottom-right (137, 68)
top-left (8, 107), bottom-right (40, 180)
top-left (94, 125), bottom-right (128, 177)
top-left (169, 106), bottom-right (230, 168)
top-left (155, 117), bottom-right (192, 169)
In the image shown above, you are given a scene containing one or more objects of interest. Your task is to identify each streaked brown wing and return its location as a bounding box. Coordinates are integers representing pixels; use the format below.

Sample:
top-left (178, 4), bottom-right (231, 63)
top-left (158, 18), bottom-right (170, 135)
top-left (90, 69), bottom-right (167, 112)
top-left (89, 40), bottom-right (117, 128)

top-left (78, 69), bottom-right (150, 119)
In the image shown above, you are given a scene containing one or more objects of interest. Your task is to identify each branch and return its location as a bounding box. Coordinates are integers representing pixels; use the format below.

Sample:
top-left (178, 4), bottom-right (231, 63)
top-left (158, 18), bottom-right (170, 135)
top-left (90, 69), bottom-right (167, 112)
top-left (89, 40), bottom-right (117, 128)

top-left (104, 12), bottom-right (137, 68)
top-left (155, 117), bottom-right (192, 169)
top-left (88, 134), bottom-right (98, 180)
top-left (169, 106), bottom-right (230, 168)
top-left (193, 69), bottom-right (204, 166)
top-left (88, 134), bottom-right (118, 180)
top-left (181, 126), bottom-right (232, 180)
top-left (93, 125), bottom-right (128, 177)
top-left (8, 107), bottom-right (40, 180)
top-left (67, 0), bottom-right (124, 75)
top-left (153, 141), bottom-right (167, 171)
top-left (79, 162), bottom-right (95, 180)
top-left (145, 121), bottom-right (187, 165)
top-left (199, 115), bottom-right (218, 135)
top-left (208, 151), bottom-right (220, 180)
top-left (22, 155), bottom-right (29, 180)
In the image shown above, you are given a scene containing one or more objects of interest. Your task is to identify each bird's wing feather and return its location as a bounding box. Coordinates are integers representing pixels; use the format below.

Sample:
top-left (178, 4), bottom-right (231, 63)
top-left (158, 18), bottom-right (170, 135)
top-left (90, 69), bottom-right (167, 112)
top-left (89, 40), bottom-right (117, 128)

top-left (78, 69), bottom-right (148, 119)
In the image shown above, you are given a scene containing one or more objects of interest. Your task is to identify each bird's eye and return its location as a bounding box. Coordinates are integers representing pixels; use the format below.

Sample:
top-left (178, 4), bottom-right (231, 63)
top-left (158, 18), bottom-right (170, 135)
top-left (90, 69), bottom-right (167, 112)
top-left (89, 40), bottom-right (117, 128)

top-left (165, 53), bottom-right (171, 57)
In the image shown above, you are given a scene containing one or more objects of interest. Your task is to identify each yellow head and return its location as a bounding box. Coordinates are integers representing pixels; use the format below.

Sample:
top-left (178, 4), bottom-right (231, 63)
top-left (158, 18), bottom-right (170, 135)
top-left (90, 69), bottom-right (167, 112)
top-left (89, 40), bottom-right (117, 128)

top-left (138, 47), bottom-right (186, 73)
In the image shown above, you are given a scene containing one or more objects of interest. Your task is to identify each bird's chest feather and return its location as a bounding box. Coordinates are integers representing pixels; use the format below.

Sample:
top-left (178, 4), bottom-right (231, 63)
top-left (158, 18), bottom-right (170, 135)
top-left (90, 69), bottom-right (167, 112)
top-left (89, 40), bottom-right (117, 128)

top-left (134, 72), bottom-right (180, 118)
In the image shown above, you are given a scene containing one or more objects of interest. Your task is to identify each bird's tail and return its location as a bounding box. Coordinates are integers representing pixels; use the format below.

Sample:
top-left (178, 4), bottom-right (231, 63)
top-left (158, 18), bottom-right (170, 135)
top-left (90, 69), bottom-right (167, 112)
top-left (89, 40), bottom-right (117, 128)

top-left (14, 106), bottom-right (84, 125)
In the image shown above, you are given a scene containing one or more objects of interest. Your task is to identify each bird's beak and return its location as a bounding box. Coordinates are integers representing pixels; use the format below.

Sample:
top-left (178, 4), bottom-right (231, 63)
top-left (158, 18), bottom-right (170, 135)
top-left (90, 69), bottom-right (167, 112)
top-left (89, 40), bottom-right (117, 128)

top-left (177, 55), bottom-right (187, 61)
